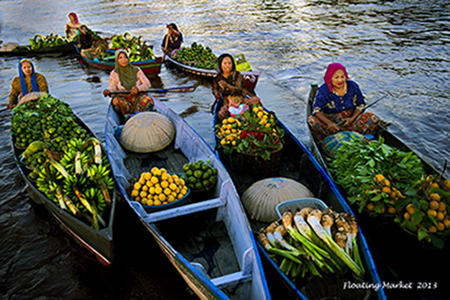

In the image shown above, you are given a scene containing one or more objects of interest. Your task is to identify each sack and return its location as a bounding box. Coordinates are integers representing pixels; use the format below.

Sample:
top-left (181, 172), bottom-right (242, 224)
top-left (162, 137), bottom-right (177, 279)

top-left (322, 131), bottom-right (366, 157)
top-left (234, 54), bottom-right (252, 72)
top-left (228, 104), bottom-right (249, 118)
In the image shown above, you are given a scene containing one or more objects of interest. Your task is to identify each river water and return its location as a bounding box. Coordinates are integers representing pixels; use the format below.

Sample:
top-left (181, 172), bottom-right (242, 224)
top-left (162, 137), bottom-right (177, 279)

top-left (1, 0), bottom-right (449, 299)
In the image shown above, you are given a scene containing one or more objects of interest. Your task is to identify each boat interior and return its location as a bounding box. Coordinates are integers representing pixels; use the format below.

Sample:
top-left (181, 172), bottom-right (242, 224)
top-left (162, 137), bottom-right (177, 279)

top-left (105, 103), bottom-right (266, 300)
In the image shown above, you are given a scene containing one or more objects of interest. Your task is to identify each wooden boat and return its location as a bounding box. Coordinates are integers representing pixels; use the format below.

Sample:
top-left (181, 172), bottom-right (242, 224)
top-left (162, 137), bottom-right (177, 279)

top-left (76, 47), bottom-right (163, 76)
top-left (212, 98), bottom-right (386, 300)
top-left (0, 42), bottom-right (77, 56)
top-left (306, 82), bottom-right (450, 299)
top-left (165, 52), bottom-right (261, 91)
top-left (105, 97), bottom-right (270, 299)
top-left (11, 98), bottom-right (116, 266)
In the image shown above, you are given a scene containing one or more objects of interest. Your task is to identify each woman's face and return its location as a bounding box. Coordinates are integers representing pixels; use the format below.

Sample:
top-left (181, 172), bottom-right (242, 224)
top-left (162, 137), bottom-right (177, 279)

top-left (118, 52), bottom-right (129, 67)
top-left (331, 69), bottom-right (346, 89)
top-left (21, 61), bottom-right (33, 77)
top-left (221, 57), bottom-right (233, 73)
top-left (69, 15), bottom-right (76, 24)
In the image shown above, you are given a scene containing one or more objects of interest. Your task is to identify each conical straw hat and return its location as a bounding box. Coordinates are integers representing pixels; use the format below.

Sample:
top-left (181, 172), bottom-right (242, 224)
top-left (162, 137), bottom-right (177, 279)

top-left (120, 112), bottom-right (175, 153)
top-left (242, 177), bottom-right (314, 222)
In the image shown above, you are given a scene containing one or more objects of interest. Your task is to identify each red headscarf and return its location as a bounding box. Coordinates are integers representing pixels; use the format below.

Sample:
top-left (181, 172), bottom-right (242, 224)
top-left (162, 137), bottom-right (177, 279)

top-left (324, 63), bottom-right (349, 92)
top-left (68, 12), bottom-right (79, 24)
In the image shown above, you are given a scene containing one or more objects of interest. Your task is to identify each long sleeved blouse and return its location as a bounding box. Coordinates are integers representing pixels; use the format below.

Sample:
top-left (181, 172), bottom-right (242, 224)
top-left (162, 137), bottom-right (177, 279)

top-left (212, 71), bottom-right (246, 98)
top-left (108, 68), bottom-right (150, 92)
top-left (312, 80), bottom-right (366, 115)
top-left (9, 73), bottom-right (49, 106)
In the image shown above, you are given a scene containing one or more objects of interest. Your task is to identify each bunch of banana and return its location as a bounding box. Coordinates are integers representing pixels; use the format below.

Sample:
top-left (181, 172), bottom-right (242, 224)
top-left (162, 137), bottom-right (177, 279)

top-left (28, 33), bottom-right (71, 50)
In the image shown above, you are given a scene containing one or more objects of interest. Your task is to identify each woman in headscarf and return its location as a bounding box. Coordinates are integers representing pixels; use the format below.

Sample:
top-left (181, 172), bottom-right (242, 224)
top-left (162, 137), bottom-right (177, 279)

top-left (308, 62), bottom-right (379, 140)
top-left (212, 53), bottom-right (261, 120)
top-left (103, 50), bottom-right (154, 120)
top-left (8, 58), bottom-right (49, 109)
top-left (65, 12), bottom-right (80, 40)
top-left (161, 23), bottom-right (183, 55)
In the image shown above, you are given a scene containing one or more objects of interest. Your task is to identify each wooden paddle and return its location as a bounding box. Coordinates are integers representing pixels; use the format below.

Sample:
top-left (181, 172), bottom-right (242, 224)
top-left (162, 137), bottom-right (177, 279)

top-left (336, 94), bottom-right (388, 126)
top-left (108, 86), bottom-right (196, 95)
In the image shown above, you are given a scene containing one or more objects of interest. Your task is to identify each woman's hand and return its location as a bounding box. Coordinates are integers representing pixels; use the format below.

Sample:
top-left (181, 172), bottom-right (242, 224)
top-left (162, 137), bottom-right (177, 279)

top-left (341, 117), bottom-right (354, 127)
top-left (130, 86), bottom-right (139, 95)
top-left (327, 122), bottom-right (340, 133)
top-left (103, 89), bottom-right (111, 97)
top-left (7, 103), bottom-right (15, 109)
top-left (218, 80), bottom-right (229, 90)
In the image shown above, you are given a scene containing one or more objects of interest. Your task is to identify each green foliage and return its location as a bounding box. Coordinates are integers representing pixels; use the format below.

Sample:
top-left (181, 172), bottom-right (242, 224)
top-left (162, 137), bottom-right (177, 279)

top-left (108, 32), bottom-right (155, 62)
top-left (327, 136), bottom-right (424, 214)
top-left (174, 42), bottom-right (217, 69)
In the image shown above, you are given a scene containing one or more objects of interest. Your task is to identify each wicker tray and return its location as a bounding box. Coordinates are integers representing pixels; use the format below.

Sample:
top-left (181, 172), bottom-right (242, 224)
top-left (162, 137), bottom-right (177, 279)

top-left (276, 198), bottom-right (328, 218)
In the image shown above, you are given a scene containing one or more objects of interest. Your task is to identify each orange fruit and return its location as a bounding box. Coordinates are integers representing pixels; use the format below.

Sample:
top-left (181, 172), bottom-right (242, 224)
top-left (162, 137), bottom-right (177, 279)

top-left (429, 200), bottom-right (439, 210)
top-left (438, 201), bottom-right (446, 212)
top-left (429, 193), bottom-right (441, 202)
top-left (428, 226), bottom-right (437, 233)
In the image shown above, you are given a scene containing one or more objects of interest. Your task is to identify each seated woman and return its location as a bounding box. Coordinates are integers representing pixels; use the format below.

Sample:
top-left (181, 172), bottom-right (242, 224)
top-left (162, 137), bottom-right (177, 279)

top-left (8, 58), bottom-right (49, 109)
top-left (103, 50), bottom-right (154, 121)
top-left (161, 23), bottom-right (183, 55)
top-left (65, 12), bottom-right (80, 40)
top-left (308, 62), bottom-right (379, 141)
top-left (212, 53), bottom-right (261, 120)
top-left (77, 25), bottom-right (104, 60)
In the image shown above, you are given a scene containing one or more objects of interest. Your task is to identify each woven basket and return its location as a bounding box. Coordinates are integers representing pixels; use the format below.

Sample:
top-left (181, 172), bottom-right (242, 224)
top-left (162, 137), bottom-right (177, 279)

top-left (242, 177), bottom-right (314, 222)
top-left (120, 112), bottom-right (175, 153)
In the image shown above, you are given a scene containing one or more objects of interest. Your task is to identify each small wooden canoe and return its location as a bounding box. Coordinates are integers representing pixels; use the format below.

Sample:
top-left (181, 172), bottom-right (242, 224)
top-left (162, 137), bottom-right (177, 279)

top-left (306, 82), bottom-right (450, 299)
top-left (77, 47), bottom-right (162, 76)
top-left (11, 100), bottom-right (116, 266)
top-left (165, 53), bottom-right (261, 92)
top-left (0, 42), bottom-right (77, 56)
top-left (105, 97), bottom-right (270, 299)
top-left (212, 97), bottom-right (386, 300)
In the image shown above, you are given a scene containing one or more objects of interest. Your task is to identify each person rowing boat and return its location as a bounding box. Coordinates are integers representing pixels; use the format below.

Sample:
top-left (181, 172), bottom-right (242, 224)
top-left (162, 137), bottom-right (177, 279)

top-left (307, 62), bottom-right (380, 141)
top-left (102, 49), bottom-right (154, 122)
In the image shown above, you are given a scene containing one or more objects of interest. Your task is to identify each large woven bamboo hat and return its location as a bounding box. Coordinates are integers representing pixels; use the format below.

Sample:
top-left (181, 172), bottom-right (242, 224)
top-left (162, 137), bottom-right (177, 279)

top-left (242, 177), bottom-right (314, 222)
top-left (120, 111), bottom-right (175, 153)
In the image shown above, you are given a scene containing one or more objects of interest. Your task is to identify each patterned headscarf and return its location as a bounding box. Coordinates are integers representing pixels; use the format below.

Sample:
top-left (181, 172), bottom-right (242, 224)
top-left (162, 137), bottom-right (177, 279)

top-left (324, 63), bottom-right (349, 92)
top-left (19, 58), bottom-right (39, 96)
top-left (68, 12), bottom-right (79, 24)
top-left (114, 50), bottom-right (139, 90)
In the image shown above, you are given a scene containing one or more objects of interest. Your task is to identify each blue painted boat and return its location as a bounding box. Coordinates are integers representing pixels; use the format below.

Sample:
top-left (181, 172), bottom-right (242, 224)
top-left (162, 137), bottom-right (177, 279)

top-left (105, 97), bottom-right (270, 299)
top-left (212, 97), bottom-right (386, 300)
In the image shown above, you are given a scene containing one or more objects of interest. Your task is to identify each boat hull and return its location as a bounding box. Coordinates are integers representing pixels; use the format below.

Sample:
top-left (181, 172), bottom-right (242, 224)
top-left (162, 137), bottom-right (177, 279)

top-left (0, 42), bottom-right (77, 57)
top-left (11, 110), bottom-right (116, 266)
top-left (306, 83), bottom-right (450, 299)
top-left (212, 97), bottom-right (386, 300)
top-left (105, 98), bottom-right (270, 299)
top-left (165, 55), bottom-right (261, 91)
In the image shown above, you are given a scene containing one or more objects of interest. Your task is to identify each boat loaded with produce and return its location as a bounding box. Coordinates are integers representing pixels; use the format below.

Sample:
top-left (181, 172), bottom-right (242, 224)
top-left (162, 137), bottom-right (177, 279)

top-left (105, 96), bottom-right (270, 300)
top-left (77, 32), bottom-right (162, 75)
top-left (10, 94), bottom-right (117, 266)
top-left (212, 98), bottom-right (386, 300)
top-left (0, 32), bottom-right (77, 56)
top-left (166, 41), bottom-right (261, 91)
top-left (307, 82), bottom-right (450, 298)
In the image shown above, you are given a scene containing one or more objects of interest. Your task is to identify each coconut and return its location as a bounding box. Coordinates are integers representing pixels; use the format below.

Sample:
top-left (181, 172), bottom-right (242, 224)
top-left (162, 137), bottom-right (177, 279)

top-left (120, 111), bottom-right (175, 153)
top-left (242, 177), bottom-right (314, 222)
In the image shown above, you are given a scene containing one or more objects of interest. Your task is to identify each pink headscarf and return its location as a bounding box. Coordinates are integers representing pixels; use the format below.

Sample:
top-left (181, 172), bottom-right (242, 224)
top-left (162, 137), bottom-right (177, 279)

top-left (324, 63), bottom-right (349, 92)
top-left (68, 12), bottom-right (79, 24)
